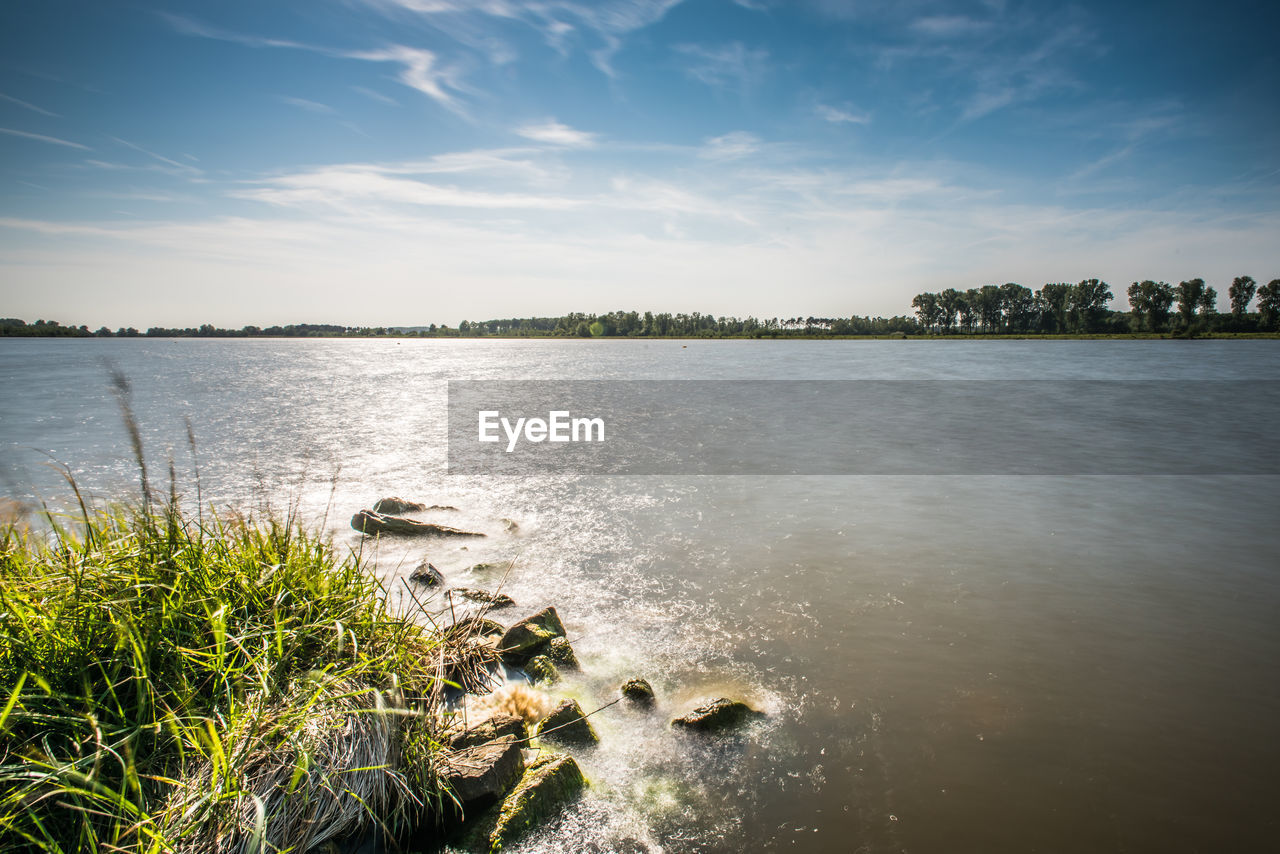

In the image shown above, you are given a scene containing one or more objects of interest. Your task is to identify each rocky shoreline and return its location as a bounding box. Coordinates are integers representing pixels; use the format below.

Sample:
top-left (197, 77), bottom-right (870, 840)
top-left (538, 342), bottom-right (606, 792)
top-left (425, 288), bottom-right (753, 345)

top-left (350, 497), bottom-right (767, 852)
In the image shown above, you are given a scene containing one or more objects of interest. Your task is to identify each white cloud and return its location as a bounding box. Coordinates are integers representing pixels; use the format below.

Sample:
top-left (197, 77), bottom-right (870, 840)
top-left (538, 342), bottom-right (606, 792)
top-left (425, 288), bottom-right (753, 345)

top-left (0, 127), bottom-right (90, 150)
top-left (0, 92), bottom-right (59, 117)
top-left (700, 131), bottom-right (761, 160)
top-left (910, 16), bottom-right (992, 38)
top-left (515, 120), bottom-right (597, 147)
top-left (674, 42), bottom-right (768, 90)
top-left (161, 14), bottom-right (466, 112)
top-left (816, 104), bottom-right (871, 125)
top-left (279, 96), bottom-right (335, 114)
top-left (233, 165), bottom-right (581, 211)
top-left (110, 137), bottom-right (203, 177)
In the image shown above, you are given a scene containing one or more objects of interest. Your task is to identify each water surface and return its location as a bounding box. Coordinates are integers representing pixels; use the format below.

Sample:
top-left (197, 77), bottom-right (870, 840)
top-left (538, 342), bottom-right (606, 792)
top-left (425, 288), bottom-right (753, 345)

top-left (2, 338), bottom-right (1278, 852)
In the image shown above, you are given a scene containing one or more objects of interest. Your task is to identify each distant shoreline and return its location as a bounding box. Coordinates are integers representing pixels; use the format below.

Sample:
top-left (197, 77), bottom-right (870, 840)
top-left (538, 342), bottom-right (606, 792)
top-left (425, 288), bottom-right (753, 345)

top-left (3, 332), bottom-right (1280, 341)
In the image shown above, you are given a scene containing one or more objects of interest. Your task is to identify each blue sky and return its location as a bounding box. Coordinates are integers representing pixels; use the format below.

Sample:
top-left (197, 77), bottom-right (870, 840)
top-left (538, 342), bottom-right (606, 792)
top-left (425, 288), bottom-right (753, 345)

top-left (1, 0), bottom-right (1277, 327)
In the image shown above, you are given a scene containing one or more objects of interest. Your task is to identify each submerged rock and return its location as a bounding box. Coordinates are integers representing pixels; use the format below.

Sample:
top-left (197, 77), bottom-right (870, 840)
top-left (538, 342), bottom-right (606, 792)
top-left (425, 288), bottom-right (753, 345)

top-left (351, 510), bottom-right (485, 538)
top-left (498, 607), bottom-right (566, 664)
top-left (449, 713), bottom-right (527, 750)
top-left (452, 587), bottom-right (515, 609)
top-left (620, 678), bottom-right (655, 707)
top-left (545, 637), bottom-right (579, 670)
top-left (501, 518), bottom-right (520, 533)
top-left (524, 654), bottom-right (560, 685)
top-left (537, 698), bottom-right (597, 745)
top-left (372, 497), bottom-right (426, 515)
top-left (671, 698), bottom-right (764, 733)
top-left (409, 561), bottom-right (444, 586)
top-left (470, 562), bottom-right (503, 572)
top-left (438, 734), bottom-right (525, 808)
top-left (456, 753), bottom-right (586, 852)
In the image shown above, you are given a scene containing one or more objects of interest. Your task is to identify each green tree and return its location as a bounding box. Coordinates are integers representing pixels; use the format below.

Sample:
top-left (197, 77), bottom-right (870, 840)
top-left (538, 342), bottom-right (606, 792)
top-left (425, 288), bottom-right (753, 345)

top-left (1176, 278), bottom-right (1207, 329)
top-left (1068, 278), bottom-right (1113, 333)
top-left (1000, 283), bottom-right (1035, 332)
top-left (1127, 280), bottom-right (1175, 332)
top-left (1037, 283), bottom-right (1072, 333)
top-left (1229, 276), bottom-right (1257, 317)
top-left (1258, 279), bottom-right (1280, 331)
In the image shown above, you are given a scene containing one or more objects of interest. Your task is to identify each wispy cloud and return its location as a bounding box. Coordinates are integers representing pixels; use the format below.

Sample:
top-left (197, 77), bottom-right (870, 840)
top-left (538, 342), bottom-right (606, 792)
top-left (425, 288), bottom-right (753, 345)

top-left (366, 0), bottom-right (686, 76)
top-left (910, 15), bottom-right (993, 38)
top-left (515, 119), bottom-right (597, 147)
top-left (816, 104), bottom-right (871, 125)
top-left (0, 92), bottom-right (59, 117)
top-left (674, 42), bottom-right (768, 90)
top-left (0, 127), bottom-right (89, 150)
top-left (279, 96), bottom-right (335, 114)
top-left (161, 12), bottom-right (465, 112)
top-left (700, 131), bottom-right (760, 160)
top-left (351, 85), bottom-right (399, 106)
top-left (234, 165), bottom-right (582, 211)
top-left (111, 137), bottom-right (203, 176)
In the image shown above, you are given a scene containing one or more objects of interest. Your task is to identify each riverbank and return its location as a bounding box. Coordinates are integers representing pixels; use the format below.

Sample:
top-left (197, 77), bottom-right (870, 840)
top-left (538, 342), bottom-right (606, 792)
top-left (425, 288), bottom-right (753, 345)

top-left (0, 497), bottom-right (588, 850)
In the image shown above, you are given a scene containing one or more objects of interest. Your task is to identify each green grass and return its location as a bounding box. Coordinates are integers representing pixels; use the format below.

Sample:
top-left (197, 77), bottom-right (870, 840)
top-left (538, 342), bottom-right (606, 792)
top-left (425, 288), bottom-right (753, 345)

top-left (0, 502), bottom-right (456, 853)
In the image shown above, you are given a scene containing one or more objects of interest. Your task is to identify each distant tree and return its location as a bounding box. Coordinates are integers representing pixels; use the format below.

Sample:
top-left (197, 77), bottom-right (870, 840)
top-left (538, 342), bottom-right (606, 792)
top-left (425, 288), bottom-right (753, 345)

top-left (938, 288), bottom-right (961, 332)
top-left (911, 292), bottom-right (941, 332)
top-left (1069, 279), bottom-right (1113, 333)
top-left (1258, 280), bottom-right (1280, 331)
top-left (1176, 278), bottom-right (1207, 329)
top-left (1229, 276), bottom-right (1257, 317)
top-left (1037, 283), bottom-right (1072, 333)
top-left (975, 285), bottom-right (1003, 332)
top-left (1198, 286), bottom-right (1217, 317)
top-left (1000, 283), bottom-right (1035, 332)
top-left (1128, 280), bottom-right (1175, 332)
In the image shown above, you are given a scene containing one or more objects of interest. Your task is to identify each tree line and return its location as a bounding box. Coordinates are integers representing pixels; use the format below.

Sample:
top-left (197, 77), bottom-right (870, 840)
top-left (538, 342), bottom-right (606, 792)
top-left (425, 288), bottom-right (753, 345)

top-left (910, 276), bottom-right (1280, 335)
top-left (4, 275), bottom-right (1277, 339)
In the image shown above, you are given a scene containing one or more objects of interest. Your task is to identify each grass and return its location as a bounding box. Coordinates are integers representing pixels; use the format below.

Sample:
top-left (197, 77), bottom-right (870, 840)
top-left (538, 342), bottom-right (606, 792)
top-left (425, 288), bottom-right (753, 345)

top-left (0, 498), bottom-right (461, 853)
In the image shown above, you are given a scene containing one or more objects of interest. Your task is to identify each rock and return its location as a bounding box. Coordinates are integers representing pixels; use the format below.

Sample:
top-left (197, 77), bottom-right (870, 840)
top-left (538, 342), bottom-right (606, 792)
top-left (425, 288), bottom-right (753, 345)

top-left (470, 562), bottom-right (502, 572)
top-left (671, 698), bottom-right (764, 733)
top-left (545, 637), bottom-right (579, 670)
top-left (537, 699), bottom-right (597, 745)
top-left (449, 713), bottom-right (527, 750)
top-left (429, 505), bottom-right (460, 512)
top-left (501, 518), bottom-right (519, 533)
top-left (455, 753), bottom-right (586, 852)
top-left (438, 734), bottom-right (525, 808)
top-left (452, 587), bottom-right (516, 609)
top-left (620, 678), bottom-right (655, 707)
top-left (372, 496), bottom-right (426, 514)
top-left (351, 510), bottom-right (486, 538)
top-left (488, 754), bottom-right (586, 849)
top-left (498, 607), bottom-right (566, 665)
top-left (524, 654), bottom-right (560, 685)
top-left (453, 616), bottom-right (506, 639)
top-left (409, 561), bottom-right (444, 586)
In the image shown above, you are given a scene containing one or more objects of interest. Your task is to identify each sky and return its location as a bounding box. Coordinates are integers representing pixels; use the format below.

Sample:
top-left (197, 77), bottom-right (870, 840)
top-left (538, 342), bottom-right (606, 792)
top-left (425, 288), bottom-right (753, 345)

top-left (1, 0), bottom-right (1278, 328)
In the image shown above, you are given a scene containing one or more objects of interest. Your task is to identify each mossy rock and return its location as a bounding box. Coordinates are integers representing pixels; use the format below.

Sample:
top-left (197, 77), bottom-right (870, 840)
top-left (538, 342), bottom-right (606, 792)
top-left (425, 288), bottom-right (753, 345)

top-left (671, 698), bottom-right (763, 733)
top-left (537, 698), bottom-right (597, 745)
top-left (524, 654), bottom-right (560, 685)
top-left (449, 713), bottom-right (527, 750)
top-left (620, 678), bottom-right (655, 707)
top-left (498, 607), bottom-right (566, 664)
top-left (545, 637), bottom-right (579, 670)
top-left (453, 753), bottom-right (586, 852)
